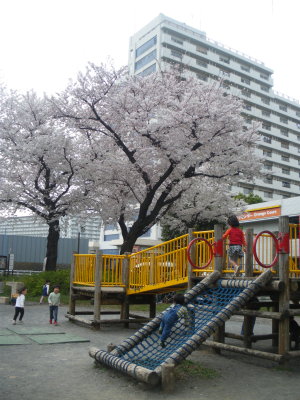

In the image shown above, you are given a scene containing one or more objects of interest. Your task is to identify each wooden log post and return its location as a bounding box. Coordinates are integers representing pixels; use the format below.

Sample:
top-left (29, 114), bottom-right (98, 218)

top-left (93, 250), bottom-right (103, 326)
top-left (68, 253), bottom-right (76, 315)
top-left (278, 216), bottom-right (290, 360)
top-left (89, 347), bottom-right (160, 386)
top-left (243, 228), bottom-right (254, 348)
top-left (121, 252), bottom-right (131, 328)
top-left (161, 363), bottom-right (175, 393)
top-left (187, 228), bottom-right (196, 290)
top-left (149, 295), bottom-right (156, 319)
top-left (212, 224), bottom-right (225, 352)
top-left (272, 231), bottom-right (279, 347)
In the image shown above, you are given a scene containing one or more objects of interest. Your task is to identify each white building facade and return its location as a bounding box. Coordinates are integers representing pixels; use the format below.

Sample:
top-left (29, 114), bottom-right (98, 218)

top-left (128, 14), bottom-right (300, 201)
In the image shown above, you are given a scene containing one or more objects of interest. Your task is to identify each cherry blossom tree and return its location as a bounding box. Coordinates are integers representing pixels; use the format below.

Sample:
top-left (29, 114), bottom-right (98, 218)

top-left (0, 90), bottom-right (94, 270)
top-left (52, 63), bottom-right (262, 254)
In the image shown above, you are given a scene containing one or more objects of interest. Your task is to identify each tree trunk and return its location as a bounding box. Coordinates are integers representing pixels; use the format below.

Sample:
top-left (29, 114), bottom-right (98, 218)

top-left (120, 234), bottom-right (137, 255)
top-left (45, 219), bottom-right (60, 271)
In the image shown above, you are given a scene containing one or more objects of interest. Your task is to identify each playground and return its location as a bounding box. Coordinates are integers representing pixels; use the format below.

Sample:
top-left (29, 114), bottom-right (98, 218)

top-left (1, 303), bottom-right (300, 400)
top-left (2, 214), bottom-right (300, 397)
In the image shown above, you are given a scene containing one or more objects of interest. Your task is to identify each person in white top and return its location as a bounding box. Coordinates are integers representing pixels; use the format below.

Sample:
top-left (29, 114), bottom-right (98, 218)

top-left (12, 287), bottom-right (27, 325)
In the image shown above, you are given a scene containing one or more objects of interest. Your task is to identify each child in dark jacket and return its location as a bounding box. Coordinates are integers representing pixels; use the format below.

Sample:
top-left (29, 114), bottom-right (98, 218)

top-left (159, 293), bottom-right (191, 347)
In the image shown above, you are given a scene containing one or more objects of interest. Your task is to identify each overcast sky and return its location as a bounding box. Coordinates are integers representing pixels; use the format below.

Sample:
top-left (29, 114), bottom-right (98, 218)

top-left (0, 0), bottom-right (299, 100)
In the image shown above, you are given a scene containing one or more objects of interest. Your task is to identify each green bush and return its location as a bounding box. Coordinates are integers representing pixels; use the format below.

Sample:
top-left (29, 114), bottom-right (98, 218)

top-left (2, 271), bottom-right (70, 297)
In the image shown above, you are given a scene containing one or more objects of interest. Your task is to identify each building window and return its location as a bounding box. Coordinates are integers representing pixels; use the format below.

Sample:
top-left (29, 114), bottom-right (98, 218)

top-left (220, 70), bottom-right (230, 77)
top-left (104, 234), bottom-right (119, 241)
top-left (282, 168), bottom-right (290, 175)
top-left (196, 45), bottom-right (207, 54)
top-left (280, 117), bottom-right (288, 124)
top-left (171, 50), bottom-right (183, 59)
top-left (197, 73), bottom-right (208, 81)
top-left (102, 249), bottom-right (120, 255)
top-left (279, 104), bottom-right (287, 112)
top-left (281, 142), bottom-right (289, 149)
top-left (140, 230), bottom-right (151, 238)
top-left (242, 90), bottom-right (251, 98)
top-left (264, 176), bottom-right (273, 184)
top-left (241, 64), bottom-right (250, 72)
top-left (243, 188), bottom-right (251, 195)
top-left (263, 136), bottom-right (271, 144)
top-left (171, 36), bottom-right (183, 45)
top-left (262, 122), bottom-right (271, 131)
top-left (135, 36), bottom-right (157, 58)
top-left (219, 55), bottom-right (230, 64)
top-left (261, 97), bottom-right (270, 105)
top-left (260, 73), bottom-right (269, 80)
top-left (135, 49), bottom-right (157, 71)
top-left (241, 77), bottom-right (250, 85)
top-left (264, 163), bottom-right (272, 170)
top-left (280, 128), bottom-right (289, 136)
top-left (282, 155), bottom-right (290, 162)
top-left (137, 63), bottom-right (156, 77)
top-left (243, 104), bottom-right (252, 111)
top-left (262, 110), bottom-right (270, 117)
top-left (261, 86), bottom-right (269, 92)
top-left (264, 191), bottom-right (273, 198)
top-left (263, 150), bottom-right (272, 157)
top-left (282, 181), bottom-right (290, 188)
top-left (196, 59), bottom-right (207, 68)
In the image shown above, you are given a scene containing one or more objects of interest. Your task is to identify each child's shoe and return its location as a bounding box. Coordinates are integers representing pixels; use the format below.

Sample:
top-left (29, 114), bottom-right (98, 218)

top-left (160, 341), bottom-right (166, 348)
top-left (49, 319), bottom-right (52, 324)
top-left (54, 321), bottom-right (58, 325)
top-left (18, 320), bottom-right (24, 324)
top-left (12, 320), bottom-right (16, 325)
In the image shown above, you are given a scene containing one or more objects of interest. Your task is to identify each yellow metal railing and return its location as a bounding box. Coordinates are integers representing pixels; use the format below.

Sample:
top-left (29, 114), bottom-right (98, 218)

top-left (72, 224), bottom-right (300, 294)
top-left (127, 234), bottom-right (189, 294)
top-left (73, 254), bottom-right (96, 286)
top-left (73, 254), bottom-right (125, 287)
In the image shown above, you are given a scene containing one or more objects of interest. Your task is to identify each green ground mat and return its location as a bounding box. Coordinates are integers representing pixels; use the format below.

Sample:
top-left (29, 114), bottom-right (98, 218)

top-left (8, 326), bottom-right (64, 335)
top-left (0, 335), bottom-right (32, 345)
top-left (0, 328), bottom-right (15, 335)
top-left (27, 334), bottom-right (90, 344)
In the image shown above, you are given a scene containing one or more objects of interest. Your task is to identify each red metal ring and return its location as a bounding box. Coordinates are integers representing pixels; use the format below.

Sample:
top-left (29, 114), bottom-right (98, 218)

top-left (187, 237), bottom-right (213, 270)
top-left (253, 230), bottom-right (279, 268)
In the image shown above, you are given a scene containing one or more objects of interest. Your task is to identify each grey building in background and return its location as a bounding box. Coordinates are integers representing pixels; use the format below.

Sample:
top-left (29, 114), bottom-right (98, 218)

top-left (128, 14), bottom-right (300, 201)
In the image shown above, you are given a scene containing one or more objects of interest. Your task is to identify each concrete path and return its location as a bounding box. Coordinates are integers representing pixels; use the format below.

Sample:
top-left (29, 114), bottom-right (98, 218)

top-left (1, 303), bottom-right (300, 400)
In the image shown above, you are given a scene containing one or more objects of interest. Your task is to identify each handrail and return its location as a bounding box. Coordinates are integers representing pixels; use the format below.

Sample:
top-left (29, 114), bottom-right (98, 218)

top-left (72, 225), bottom-right (300, 292)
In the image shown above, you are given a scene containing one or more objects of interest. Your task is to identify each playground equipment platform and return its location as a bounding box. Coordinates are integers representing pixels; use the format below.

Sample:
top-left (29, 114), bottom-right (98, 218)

top-left (67, 216), bottom-right (300, 386)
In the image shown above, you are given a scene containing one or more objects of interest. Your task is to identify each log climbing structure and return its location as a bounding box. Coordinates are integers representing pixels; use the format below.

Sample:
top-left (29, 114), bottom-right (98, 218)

top-left (67, 215), bottom-right (300, 381)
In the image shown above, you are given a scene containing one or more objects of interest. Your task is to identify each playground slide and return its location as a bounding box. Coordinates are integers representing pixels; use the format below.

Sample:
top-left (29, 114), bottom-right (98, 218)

top-left (89, 269), bottom-right (272, 385)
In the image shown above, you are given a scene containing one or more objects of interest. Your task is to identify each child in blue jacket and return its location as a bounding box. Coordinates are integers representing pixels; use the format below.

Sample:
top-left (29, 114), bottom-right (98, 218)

top-left (159, 293), bottom-right (191, 347)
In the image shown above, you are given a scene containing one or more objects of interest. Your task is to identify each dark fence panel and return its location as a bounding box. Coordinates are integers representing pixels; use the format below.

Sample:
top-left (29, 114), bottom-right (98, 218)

top-left (0, 234), bottom-right (89, 266)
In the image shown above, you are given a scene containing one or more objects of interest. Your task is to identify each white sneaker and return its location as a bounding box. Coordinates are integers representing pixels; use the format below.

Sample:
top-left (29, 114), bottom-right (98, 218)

top-left (12, 320), bottom-right (16, 325)
top-left (18, 320), bottom-right (24, 324)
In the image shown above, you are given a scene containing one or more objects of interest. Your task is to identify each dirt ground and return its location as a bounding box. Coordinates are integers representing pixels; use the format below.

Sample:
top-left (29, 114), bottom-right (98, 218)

top-left (1, 302), bottom-right (300, 400)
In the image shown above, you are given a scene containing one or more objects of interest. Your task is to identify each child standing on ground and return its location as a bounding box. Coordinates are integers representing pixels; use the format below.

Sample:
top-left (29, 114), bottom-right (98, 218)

top-left (48, 286), bottom-right (60, 325)
top-left (159, 293), bottom-right (191, 348)
top-left (12, 287), bottom-right (27, 325)
top-left (40, 280), bottom-right (50, 304)
top-left (223, 215), bottom-right (246, 276)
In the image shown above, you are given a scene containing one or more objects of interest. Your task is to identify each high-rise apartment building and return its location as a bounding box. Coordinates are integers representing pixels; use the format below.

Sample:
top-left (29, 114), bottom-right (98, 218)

top-left (128, 14), bottom-right (300, 201)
